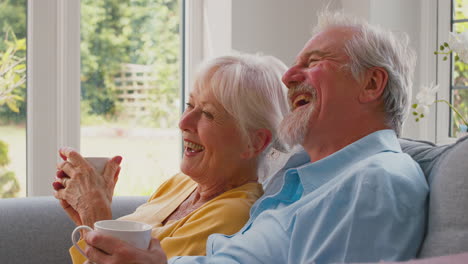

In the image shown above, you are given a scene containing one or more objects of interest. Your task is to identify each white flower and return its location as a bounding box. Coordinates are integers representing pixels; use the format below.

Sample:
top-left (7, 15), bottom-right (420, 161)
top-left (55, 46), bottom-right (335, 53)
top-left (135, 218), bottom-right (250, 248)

top-left (448, 31), bottom-right (468, 63)
top-left (416, 104), bottom-right (430, 116)
top-left (416, 82), bottom-right (439, 107)
top-left (412, 83), bottom-right (439, 120)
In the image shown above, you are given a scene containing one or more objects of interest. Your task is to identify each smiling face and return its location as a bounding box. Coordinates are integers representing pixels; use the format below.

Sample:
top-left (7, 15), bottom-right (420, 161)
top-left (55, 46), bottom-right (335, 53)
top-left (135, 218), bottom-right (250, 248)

top-left (178, 82), bottom-right (250, 185)
top-left (280, 26), bottom-right (365, 149)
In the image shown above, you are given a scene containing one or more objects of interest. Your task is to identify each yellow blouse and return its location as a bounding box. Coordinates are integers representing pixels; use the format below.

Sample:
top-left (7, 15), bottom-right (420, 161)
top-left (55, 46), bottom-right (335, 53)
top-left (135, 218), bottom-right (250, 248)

top-left (70, 173), bottom-right (263, 262)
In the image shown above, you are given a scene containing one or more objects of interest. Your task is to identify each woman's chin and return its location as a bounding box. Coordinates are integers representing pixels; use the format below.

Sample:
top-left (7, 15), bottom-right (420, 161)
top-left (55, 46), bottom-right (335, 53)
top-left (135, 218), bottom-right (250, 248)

top-left (180, 157), bottom-right (202, 176)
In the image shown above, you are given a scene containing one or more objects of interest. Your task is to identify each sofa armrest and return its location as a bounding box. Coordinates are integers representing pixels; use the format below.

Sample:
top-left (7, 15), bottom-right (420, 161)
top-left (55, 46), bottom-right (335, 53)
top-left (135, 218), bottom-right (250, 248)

top-left (0, 196), bottom-right (147, 264)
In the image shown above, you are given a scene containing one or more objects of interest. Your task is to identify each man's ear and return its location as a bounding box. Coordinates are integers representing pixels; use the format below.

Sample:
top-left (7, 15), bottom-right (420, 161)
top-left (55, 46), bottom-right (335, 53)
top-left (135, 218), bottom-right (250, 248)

top-left (240, 129), bottom-right (272, 159)
top-left (359, 67), bottom-right (388, 103)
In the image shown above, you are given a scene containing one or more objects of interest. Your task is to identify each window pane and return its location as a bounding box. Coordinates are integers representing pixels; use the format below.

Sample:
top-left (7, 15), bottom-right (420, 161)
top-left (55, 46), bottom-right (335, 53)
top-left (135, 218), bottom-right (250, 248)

top-left (452, 89), bottom-right (468, 136)
top-left (453, 22), bottom-right (468, 34)
top-left (453, 0), bottom-right (468, 20)
top-left (453, 58), bottom-right (468, 87)
top-left (0, 0), bottom-right (27, 198)
top-left (80, 0), bottom-right (181, 196)
top-left (451, 3), bottom-right (468, 137)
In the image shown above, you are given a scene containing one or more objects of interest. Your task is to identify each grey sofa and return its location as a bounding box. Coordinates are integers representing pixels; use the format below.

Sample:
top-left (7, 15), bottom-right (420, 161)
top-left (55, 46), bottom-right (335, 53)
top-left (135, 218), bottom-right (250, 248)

top-left (0, 136), bottom-right (467, 264)
top-left (0, 196), bottom-right (148, 263)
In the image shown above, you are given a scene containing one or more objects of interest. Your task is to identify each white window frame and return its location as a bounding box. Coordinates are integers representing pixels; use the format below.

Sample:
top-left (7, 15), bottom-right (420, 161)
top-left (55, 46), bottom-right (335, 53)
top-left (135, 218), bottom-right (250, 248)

top-left (27, 0), bottom-right (80, 196)
top-left (435, 0), bottom-right (456, 144)
top-left (418, 0), bottom-right (457, 144)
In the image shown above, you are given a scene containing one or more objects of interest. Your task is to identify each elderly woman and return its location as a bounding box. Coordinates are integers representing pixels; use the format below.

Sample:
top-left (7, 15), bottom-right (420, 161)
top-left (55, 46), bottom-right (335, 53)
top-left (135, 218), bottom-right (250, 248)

top-left (52, 53), bottom-right (289, 262)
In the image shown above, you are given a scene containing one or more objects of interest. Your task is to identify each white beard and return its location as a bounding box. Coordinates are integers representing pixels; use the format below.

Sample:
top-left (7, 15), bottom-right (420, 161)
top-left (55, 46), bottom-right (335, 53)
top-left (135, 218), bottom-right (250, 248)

top-left (278, 102), bottom-right (314, 148)
top-left (278, 83), bottom-right (316, 148)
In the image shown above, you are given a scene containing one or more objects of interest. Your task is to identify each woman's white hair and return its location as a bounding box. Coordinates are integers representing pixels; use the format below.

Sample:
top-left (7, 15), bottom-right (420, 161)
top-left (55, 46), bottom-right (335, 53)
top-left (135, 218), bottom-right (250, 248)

top-left (193, 53), bottom-right (290, 156)
top-left (314, 11), bottom-right (417, 136)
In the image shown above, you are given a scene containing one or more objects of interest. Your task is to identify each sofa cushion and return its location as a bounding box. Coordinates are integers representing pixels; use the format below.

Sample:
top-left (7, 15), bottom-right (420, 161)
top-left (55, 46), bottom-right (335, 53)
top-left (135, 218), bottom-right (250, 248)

top-left (400, 136), bottom-right (468, 258)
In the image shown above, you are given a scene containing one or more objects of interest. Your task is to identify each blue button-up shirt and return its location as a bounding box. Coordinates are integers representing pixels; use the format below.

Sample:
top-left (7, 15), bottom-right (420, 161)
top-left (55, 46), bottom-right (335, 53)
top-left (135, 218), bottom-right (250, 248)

top-left (170, 130), bottom-right (428, 264)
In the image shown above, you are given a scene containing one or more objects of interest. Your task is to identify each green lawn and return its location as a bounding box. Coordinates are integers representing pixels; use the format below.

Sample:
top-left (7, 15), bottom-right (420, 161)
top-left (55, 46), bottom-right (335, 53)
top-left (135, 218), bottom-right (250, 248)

top-left (0, 125), bottom-right (181, 197)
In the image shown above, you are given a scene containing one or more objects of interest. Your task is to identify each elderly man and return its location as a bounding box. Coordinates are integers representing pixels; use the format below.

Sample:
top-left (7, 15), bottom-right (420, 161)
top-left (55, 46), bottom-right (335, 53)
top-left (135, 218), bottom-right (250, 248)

top-left (81, 11), bottom-right (428, 264)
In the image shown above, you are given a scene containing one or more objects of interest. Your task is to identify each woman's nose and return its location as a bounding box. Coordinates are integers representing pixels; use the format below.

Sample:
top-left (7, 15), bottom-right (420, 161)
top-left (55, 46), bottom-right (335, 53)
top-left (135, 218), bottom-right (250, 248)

top-left (282, 66), bottom-right (305, 88)
top-left (178, 109), bottom-right (198, 132)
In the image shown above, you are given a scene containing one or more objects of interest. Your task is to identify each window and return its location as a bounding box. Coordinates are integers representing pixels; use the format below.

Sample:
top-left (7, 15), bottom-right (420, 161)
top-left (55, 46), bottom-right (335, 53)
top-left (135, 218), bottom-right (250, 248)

top-left (1, 0), bottom-right (219, 197)
top-left (450, 0), bottom-right (468, 137)
top-left (435, 0), bottom-right (468, 143)
top-left (0, 0), bottom-right (27, 198)
top-left (79, 0), bottom-right (181, 196)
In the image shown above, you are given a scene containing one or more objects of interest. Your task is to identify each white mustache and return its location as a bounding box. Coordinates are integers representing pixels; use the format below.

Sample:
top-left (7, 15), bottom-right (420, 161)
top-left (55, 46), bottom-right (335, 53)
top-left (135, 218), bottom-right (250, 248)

top-left (288, 83), bottom-right (317, 107)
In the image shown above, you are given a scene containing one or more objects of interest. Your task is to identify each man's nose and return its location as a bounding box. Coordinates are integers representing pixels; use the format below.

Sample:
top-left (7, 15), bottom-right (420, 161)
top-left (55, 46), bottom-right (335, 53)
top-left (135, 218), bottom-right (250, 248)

top-left (282, 66), bottom-right (305, 88)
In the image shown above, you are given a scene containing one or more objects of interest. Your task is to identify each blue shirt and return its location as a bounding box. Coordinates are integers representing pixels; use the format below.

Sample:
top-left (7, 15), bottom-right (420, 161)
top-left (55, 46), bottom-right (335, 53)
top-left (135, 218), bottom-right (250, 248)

top-left (170, 130), bottom-right (428, 264)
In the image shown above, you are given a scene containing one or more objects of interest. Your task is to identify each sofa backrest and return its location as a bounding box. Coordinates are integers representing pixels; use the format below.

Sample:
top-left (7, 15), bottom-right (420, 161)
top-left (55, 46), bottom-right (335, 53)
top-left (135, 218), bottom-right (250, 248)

top-left (0, 196), bottom-right (148, 264)
top-left (399, 136), bottom-right (468, 258)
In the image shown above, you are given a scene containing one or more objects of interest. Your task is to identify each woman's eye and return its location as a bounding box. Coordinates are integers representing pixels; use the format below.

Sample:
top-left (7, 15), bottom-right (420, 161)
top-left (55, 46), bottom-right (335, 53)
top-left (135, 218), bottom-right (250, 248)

top-left (202, 111), bottom-right (214, 119)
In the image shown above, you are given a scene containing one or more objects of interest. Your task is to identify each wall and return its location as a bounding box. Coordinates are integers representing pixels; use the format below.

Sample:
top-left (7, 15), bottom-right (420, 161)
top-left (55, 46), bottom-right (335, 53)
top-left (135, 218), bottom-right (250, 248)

top-left (366, 0), bottom-right (424, 139)
top-left (231, 0), bottom-right (341, 65)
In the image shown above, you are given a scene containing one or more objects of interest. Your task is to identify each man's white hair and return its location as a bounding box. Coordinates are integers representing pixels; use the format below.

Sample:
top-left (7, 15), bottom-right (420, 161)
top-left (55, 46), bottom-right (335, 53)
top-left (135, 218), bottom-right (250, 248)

top-left (314, 11), bottom-right (417, 136)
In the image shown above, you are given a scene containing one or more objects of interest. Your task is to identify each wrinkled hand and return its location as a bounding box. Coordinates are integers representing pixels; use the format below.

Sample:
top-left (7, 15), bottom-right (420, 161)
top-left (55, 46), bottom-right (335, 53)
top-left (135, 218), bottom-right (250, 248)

top-left (52, 147), bottom-right (122, 227)
top-left (84, 231), bottom-right (168, 264)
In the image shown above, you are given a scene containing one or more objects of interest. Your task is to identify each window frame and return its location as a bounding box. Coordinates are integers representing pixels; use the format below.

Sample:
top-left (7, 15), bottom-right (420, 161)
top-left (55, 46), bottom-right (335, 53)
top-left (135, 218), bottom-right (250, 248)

top-left (435, 0), bottom-right (459, 144)
top-left (420, 0), bottom-right (460, 144)
top-left (27, 0), bottom-right (80, 196)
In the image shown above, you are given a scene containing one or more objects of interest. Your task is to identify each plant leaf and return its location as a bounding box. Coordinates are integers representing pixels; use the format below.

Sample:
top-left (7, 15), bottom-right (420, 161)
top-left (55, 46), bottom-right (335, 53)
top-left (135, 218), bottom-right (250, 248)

top-left (5, 97), bottom-right (20, 113)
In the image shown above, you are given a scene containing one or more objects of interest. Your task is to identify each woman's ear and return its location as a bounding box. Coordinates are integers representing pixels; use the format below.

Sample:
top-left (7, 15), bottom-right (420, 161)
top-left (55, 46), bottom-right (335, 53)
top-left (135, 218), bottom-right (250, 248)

top-left (240, 129), bottom-right (272, 159)
top-left (359, 67), bottom-right (388, 103)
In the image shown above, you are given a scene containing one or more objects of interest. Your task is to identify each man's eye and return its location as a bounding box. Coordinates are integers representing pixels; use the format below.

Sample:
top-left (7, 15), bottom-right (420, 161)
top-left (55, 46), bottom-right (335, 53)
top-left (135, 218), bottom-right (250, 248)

top-left (308, 59), bottom-right (319, 67)
top-left (185, 102), bottom-right (194, 109)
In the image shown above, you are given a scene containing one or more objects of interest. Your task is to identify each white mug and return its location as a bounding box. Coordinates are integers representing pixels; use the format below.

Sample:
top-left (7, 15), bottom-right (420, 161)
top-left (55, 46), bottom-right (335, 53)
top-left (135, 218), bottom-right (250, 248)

top-left (71, 220), bottom-right (152, 260)
top-left (84, 157), bottom-right (110, 173)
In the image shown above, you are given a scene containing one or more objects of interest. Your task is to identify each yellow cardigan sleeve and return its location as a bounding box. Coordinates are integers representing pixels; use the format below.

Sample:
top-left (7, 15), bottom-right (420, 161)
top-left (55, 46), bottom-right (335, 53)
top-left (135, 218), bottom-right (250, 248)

top-left (160, 196), bottom-right (255, 258)
top-left (70, 239), bottom-right (88, 264)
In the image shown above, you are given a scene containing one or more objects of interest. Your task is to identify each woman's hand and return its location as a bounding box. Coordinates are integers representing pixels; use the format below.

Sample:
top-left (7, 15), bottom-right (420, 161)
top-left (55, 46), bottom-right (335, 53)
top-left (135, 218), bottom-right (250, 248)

top-left (84, 231), bottom-right (168, 264)
top-left (52, 147), bottom-right (122, 227)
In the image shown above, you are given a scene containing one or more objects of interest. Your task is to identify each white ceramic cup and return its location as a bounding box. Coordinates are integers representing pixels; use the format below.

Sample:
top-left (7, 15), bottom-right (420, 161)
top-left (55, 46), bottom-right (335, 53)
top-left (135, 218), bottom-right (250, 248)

top-left (71, 220), bottom-right (152, 259)
top-left (84, 157), bottom-right (110, 174)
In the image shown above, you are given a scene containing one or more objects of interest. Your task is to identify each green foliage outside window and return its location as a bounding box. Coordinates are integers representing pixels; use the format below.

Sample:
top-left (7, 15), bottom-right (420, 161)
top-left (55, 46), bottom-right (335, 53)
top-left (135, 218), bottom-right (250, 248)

top-left (0, 0), bottom-right (181, 127)
top-left (0, 0), bottom-right (26, 198)
top-left (0, 140), bottom-right (19, 198)
top-left (80, 0), bottom-right (181, 128)
top-left (0, 0), bottom-right (26, 124)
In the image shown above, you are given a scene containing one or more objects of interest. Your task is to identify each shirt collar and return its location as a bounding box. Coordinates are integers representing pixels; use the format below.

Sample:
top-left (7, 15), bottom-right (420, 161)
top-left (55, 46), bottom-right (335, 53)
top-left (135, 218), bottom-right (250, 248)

top-left (295, 129), bottom-right (401, 194)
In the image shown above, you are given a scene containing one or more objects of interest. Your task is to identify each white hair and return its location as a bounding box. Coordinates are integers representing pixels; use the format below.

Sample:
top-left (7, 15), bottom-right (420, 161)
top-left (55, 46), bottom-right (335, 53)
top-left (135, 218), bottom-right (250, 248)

top-left (193, 53), bottom-right (290, 155)
top-left (313, 11), bottom-right (417, 136)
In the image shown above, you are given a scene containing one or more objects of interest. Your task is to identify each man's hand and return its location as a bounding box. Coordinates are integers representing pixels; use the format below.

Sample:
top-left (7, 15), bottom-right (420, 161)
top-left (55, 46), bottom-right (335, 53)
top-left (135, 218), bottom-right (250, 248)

top-left (84, 231), bottom-right (168, 264)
